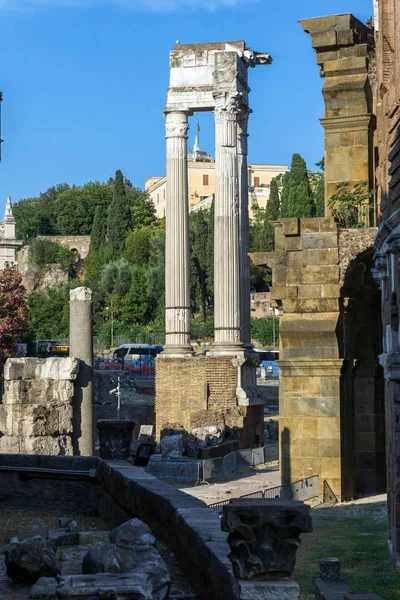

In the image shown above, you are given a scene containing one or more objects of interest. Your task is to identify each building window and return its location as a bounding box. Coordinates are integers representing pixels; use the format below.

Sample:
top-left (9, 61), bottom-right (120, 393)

top-left (203, 174), bottom-right (209, 186)
top-left (254, 176), bottom-right (260, 187)
top-left (163, 189), bottom-right (166, 199)
top-left (157, 193), bottom-right (159, 204)
top-left (163, 209), bottom-right (166, 218)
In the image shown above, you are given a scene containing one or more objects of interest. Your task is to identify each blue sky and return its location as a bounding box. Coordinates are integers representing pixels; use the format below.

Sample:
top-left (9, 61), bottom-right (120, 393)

top-left (0, 0), bottom-right (373, 215)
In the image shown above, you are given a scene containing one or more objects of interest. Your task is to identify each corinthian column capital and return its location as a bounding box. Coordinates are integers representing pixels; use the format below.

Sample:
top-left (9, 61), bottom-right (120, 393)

top-left (214, 94), bottom-right (242, 123)
top-left (164, 112), bottom-right (189, 138)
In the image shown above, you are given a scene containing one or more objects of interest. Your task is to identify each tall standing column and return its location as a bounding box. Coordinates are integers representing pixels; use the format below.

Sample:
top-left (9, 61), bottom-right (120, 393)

top-left (237, 108), bottom-right (251, 347)
top-left (164, 111), bottom-right (193, 355)
top-left (70, 287), bottom-right (94, 456)
top-left (213, 94), bottom-right (243, 353)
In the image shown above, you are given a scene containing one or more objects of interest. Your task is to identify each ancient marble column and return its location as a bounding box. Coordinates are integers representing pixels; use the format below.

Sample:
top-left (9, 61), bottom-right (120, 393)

top-left (70, 287), bottom-right (94, 456)
top-left (164, 111), bottom-right (193, 355)
top-left (213, 95), bottom-right (243, 353)
top-left (237, 108), bottom-right (251, 347)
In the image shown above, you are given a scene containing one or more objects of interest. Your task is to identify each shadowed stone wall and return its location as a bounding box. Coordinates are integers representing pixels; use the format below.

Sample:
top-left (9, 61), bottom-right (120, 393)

top-left (251, 218), bottom-right (385, 500)
top-left (373, 0), bottom-right (400, 565)
top-left (0, 358), bottom-right (79, 455)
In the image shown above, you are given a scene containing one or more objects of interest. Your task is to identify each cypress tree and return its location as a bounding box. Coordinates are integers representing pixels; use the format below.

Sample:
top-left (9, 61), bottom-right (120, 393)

top-left (108, 170), bottom-right (132, 258)
top-left (314, 174), bottom-right (325, 217)
top-left (258, 178), bottom-right (281, 251)
top-left (286, 154), bottom-right (315, 218)
top-left (90, 206), bottom-right (103, 253)
top-left (279, 171), bottom-right (291, 218)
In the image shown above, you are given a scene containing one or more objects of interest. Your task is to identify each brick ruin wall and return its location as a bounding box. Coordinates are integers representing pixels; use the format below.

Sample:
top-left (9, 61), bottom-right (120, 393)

top-left (155, 356), bottom-right (263, 448)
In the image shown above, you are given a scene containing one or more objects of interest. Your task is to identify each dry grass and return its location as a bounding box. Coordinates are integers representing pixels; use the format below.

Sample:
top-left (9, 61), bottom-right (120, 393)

top-left (295, 500), bottom-right (399, 600)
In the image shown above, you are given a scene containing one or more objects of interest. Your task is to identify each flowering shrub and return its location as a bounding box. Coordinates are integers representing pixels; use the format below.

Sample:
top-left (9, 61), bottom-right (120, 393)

top-left (0, 265), bottom-right (30, 365)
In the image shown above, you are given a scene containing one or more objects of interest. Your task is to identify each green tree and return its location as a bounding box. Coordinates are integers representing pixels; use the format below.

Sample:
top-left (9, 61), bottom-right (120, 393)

top-left (314, 173), bottom-right (325, 217)
top-left (29, 239), bottom-right (73, 270)
top-left (190, 209), bottom-right (211, 319)
top-left (251, 316), bottom-right (279, 348)
top-left (257, 178), bottom-right (280, 252)
top-left (125, 226), bottom-right (154, 266)
top-left (287, 154), bottom-right (315, 218)
top-left (27, 284), bottom-right (70, 340)
top-left (90, 206), bottom-right (103, 253)
top-left (122, 266), bottom-right (152, 325)
top-left (107, 170), bottom-right (132, 257)
top-left (279, 171), bottom-right (291, 218)
top-left (128, 188), bottom-right (157, 230)
top-left (147, 229), bottom-right (165, 319)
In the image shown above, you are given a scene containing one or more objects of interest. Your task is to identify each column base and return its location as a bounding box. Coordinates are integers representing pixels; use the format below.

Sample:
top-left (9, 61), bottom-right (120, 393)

top-left (160, 345), bottom-right (194, 358)
top-left (209, 342), bottom-right (245, 356)
top-left (238, 579), bottom-right (299, 600)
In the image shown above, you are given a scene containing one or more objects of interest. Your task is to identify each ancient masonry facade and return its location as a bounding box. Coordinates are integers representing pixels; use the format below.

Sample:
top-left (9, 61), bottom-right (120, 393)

top-left (373, 0), bottom-right (400, 564)
top-left (252, 219), bottom-right (384, 500)
top-left (252, 15), bottom-right (386, 501)
top-left (156, 41), bottom-right (270, 446)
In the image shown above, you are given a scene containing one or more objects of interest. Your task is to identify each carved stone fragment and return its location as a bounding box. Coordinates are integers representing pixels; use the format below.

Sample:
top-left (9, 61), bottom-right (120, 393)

top-left (97, 419), bottom-right (135, 460)
top-left (221, 499), bottom-right (312, 580)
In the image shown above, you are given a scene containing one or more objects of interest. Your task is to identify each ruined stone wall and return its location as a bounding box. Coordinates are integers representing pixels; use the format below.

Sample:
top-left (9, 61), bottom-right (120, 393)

top-left (155, 356), bottom-right (262, 448)
top-left (0, 358), bottom-right (79, 455)
top-left (373, 0), bottom-right (400, 564)
top-left (251, 217), bottom-right (384, 500)
top-left (38, 235), bottom-right (91, 259)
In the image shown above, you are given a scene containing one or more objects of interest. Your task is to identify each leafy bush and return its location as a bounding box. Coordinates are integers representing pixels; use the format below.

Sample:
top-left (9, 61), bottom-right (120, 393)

top-left (251, 316), bottom-right (279, 348)
top-left (328, 181), bottom-right (376, 228)
top-left (29, 239), bottom-right (74, 270)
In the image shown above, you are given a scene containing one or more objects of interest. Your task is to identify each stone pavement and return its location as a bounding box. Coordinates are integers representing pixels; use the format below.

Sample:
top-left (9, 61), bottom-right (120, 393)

top-left (180, 465), bottom-right (280, 505)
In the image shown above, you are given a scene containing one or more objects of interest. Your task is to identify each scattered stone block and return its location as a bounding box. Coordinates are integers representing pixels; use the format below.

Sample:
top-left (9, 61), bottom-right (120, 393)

top-left (30, 577), bottom-right (58, 599)
top-left (160, 434), bottom-right (186, 458)
top-left (48, 529), bottom-right (80, 546)
top-left (82, 542), bottom-right (126, 574)
top-left (191, 426), bottom-right (224, 446)
top-left (109, 518), bottom-right (153, 546)
top-left (5, 535), bottom-right (59, 584)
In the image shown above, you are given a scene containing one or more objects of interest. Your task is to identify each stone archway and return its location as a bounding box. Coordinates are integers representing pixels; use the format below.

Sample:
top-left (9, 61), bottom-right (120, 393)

top-left (339, 248), bottom-right (386, 498)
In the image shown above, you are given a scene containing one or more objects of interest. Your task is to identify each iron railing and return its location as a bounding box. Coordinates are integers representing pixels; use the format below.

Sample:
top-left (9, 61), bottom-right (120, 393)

top-left (208, 475), bottom-right (320, 513)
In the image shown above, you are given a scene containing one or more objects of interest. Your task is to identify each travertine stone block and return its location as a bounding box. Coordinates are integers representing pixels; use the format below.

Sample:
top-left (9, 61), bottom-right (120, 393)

top-left (270, 285), bottom-right (298, 300)
top-left (281, 218), bottom-right (300, 237)
top-left (301, 233), bottom-right (338, 250)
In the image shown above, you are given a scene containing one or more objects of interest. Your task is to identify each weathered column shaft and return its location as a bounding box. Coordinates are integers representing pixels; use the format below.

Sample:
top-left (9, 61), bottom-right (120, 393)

top-left (238, 109), bottom-right (251, 346)
top-left (164, 111), bottom-right (192, 354)
top-left (69, 287), bottom-right (94, 456)
top-left (213, 95), bottom-right (243, 351)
